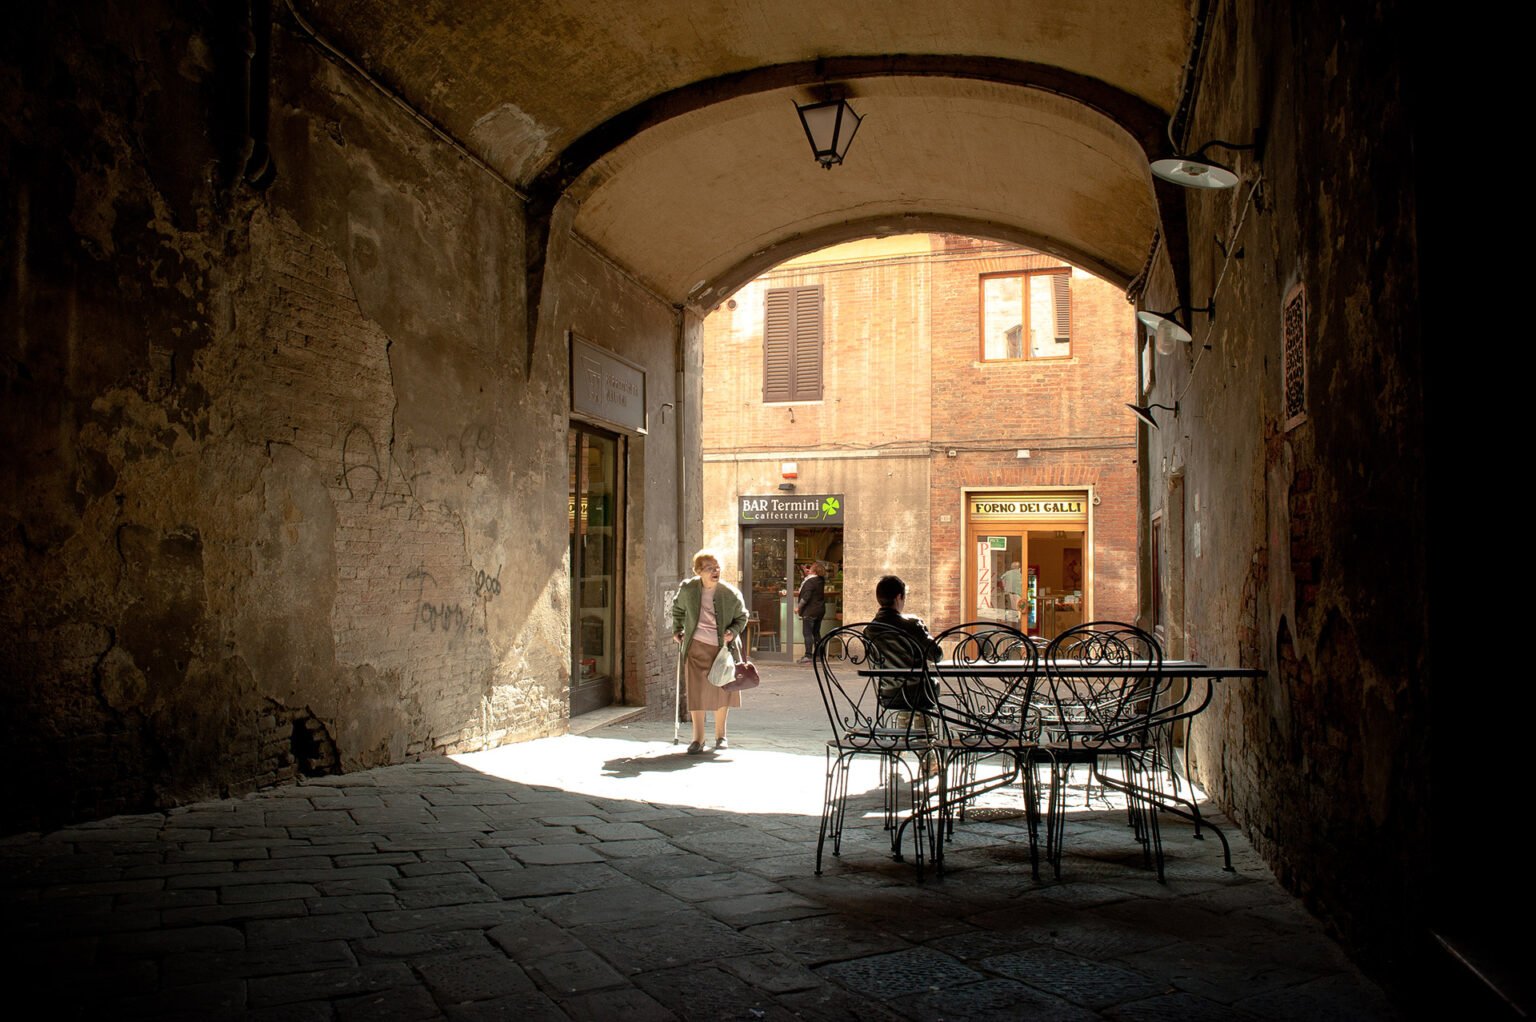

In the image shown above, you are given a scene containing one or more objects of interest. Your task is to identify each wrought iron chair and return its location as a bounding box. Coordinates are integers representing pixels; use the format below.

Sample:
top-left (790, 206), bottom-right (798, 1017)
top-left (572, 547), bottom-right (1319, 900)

top-left (812, 622), bottom-right (945, 879)
top-left (1040, 621), bottom-right (1169, 880)
top-left (930, 622), bottom-right (1045, 878)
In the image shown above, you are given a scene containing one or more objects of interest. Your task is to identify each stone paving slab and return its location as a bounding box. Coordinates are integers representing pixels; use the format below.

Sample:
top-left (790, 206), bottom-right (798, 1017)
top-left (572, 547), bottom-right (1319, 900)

top-left (1, 663), bottom-right (1399, 1019)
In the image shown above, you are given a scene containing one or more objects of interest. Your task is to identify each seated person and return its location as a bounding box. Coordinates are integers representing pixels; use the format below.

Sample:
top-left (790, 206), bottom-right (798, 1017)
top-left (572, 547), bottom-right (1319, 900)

top-left (869, 574), bottom-right (941, 712)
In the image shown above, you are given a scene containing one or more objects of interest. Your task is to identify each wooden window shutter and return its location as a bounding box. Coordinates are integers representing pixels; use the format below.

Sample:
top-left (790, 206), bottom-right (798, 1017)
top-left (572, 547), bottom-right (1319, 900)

top-left (793, 286), bottom-right (823, 400)
top-left (763, 285), bottom-right (823, 401)
top-left (763, 288), bottom-right (793, 402)
top-left (1052, 271), bottom-right (1072, 344)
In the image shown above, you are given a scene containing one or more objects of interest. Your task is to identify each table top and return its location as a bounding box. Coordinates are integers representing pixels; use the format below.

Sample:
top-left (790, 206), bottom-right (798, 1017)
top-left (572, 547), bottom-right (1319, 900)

top-left (857, 659), bottom-right (1265, 679)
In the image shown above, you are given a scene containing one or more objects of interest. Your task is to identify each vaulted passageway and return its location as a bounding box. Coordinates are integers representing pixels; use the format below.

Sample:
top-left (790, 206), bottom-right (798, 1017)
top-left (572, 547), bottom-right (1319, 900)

top-left (4, 0), bottom-right (1486, 1010)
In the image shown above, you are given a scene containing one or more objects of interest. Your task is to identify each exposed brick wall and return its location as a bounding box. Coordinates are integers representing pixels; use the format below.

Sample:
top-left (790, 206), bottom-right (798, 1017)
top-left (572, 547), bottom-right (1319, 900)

top-left (702, 236), bottom-right (1137, 635)
top-left (925, 236), bottom-right (1138, 628)
top-left (703, 250), bottom-right (933, 453)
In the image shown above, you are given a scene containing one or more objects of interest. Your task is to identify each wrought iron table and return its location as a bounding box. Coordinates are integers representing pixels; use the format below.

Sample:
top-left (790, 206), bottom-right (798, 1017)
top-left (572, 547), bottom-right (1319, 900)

top-left (857, 659), bottom-right (1265, 877)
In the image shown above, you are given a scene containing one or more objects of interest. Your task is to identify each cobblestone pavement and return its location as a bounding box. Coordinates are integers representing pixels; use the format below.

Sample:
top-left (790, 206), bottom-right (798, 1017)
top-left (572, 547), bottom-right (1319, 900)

top-left (2, 664), bottom-right (1397, 1020)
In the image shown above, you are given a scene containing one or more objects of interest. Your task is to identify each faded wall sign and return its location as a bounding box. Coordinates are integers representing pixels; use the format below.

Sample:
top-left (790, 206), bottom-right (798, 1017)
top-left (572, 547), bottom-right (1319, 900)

top-left (571, 334), bottom-right (647, 434)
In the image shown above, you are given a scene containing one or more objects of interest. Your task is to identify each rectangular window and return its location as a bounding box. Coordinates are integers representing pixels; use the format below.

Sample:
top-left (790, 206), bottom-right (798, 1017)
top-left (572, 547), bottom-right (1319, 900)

top-left (763, 285), bottom-right (823, 402)
top-left (980, 269), bottom-right (1071, 361)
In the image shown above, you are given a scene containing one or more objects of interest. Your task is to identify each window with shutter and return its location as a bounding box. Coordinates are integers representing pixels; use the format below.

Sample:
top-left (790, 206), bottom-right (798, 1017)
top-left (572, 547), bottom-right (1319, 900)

top-left (979, 269), bottom-right (1072, 360)
top-left (763, 285), bottom-right (823, 401)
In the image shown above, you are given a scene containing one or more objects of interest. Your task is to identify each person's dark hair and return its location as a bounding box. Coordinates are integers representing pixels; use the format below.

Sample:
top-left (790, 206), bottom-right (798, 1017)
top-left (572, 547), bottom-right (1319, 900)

top-left (875, 574), bottom-right (906, 608)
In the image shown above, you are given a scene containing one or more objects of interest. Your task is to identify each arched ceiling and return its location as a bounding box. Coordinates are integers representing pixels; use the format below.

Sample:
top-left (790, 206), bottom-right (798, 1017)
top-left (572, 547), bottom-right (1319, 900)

top-left (569, 79), bottom-right (1159, 303)
top-left (290, 0), bottom-right (1198, 305)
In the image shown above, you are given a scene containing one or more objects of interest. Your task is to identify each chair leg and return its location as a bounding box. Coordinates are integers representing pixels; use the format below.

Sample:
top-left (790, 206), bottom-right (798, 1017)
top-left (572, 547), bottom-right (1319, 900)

top-left (1044, 757), bottom-right (1066, 879)
top-left (817, 750), bottom-right (853, 874)
top-left (1020, 754), bottom-right (1041, 881)
top-left (1129, 757), bottom-right (1165, 882)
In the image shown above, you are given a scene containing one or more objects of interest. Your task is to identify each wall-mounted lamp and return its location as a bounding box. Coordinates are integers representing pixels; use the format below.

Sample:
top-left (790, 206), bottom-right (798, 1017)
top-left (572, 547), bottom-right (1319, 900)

top-left (1138, 303), bottom-right (1215, 354)
top-left (795, 97), bottom-right (863, 169)
top-left (1150, 139), bottom-right (1258, 190)
top-left (1126, 402), bottom-right (1179, 429)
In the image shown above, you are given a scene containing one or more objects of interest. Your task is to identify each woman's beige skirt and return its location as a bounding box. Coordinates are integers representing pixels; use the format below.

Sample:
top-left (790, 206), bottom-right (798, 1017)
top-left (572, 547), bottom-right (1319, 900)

top-left (685, 640), bottom-right (742, 711)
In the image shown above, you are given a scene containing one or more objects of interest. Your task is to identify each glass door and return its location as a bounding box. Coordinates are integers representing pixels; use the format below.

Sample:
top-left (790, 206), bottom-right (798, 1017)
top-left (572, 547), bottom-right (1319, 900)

top-left (569, 425), bottom-right (620, 716)
top-left (968, 531), bottom-right (1026, 629)
top-left (743, 528), bottom-right (789, 660)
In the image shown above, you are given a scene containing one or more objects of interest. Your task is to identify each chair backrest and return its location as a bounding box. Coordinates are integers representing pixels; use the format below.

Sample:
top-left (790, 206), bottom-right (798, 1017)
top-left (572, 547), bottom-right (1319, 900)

top-left (932, 622), bottom-right (1041, 746)
top-left (1043, 621), bottom-right (1165, 748)
top-left (936, 621), bottom-right (1035, 665)
top-left (812, 623), bottom-right (936, 749)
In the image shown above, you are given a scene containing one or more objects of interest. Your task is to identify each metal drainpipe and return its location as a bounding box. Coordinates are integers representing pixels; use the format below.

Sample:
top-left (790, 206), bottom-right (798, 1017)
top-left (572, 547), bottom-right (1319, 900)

top-left (243, 0), bottom-right (276, 189)
top-left (674, 307), bottom-right (689, 580)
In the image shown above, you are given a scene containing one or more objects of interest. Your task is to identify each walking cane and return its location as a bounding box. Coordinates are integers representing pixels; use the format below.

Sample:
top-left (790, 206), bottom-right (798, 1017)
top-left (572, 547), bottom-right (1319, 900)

top-left (667, 583), bottom-right (683, 744)
top-left (672, 640), bottom-right (683, 744)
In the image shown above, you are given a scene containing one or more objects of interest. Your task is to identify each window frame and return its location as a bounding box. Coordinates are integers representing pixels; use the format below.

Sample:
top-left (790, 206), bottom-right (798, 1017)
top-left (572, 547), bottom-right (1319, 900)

top-left (977, 268), bottom-right (1074, 362)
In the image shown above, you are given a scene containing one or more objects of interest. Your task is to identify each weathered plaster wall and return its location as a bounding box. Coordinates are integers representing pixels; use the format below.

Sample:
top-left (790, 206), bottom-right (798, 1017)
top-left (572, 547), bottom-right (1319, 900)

top-left (0, 4), bottom-right (680, 830)
top-left (1140, 0), bottom-right (1426, 982)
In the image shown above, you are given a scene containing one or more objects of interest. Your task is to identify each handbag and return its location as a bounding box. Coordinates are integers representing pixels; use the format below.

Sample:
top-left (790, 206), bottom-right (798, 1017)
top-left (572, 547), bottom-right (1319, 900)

top-left (720, 639), bottom-right (760, 692)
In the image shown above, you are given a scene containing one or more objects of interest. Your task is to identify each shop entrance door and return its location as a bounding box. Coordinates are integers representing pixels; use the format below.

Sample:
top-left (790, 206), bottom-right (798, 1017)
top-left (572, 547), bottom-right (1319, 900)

top-left (792, 527), bottom-right (842, 658)
top-left (970, 532), bottom-right (1026, 629)
top-left (743, 528), bottom-right (789, 660)
top-left (569, 424), bottom-right (621, 716)
top-left (966, 527), bottom-right (1086, 640)
top-left (742, 526), bottom-right (843, 660)
top-left (1025, 528), bottom-right (1086, 638)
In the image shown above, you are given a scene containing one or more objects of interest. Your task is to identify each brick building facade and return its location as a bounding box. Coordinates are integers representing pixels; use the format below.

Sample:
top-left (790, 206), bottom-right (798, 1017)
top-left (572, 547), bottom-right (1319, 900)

top-left (701, 235), bottom-right (1137, 659)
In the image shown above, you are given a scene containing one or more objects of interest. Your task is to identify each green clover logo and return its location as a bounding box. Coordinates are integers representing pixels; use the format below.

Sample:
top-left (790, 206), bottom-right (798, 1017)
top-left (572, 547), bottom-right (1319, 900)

top-left (820, 496), bottom-right (840, 517)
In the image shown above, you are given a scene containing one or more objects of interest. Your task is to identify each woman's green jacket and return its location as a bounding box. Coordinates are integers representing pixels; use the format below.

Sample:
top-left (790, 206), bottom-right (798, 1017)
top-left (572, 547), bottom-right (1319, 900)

top-left (671, 576), bottom-right (749, 654)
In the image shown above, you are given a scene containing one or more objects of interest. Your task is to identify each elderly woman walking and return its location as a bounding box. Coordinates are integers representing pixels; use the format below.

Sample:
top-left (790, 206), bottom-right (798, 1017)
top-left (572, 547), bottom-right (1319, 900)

top-left (671, 549), bottom-right (750, 754)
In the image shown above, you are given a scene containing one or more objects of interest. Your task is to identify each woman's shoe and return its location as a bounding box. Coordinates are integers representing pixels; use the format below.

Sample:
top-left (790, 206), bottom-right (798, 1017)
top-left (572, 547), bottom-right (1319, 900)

top-left (714, 737), bottom-right (728, 750)
top-left (686, 741), bottom-right (705, 755)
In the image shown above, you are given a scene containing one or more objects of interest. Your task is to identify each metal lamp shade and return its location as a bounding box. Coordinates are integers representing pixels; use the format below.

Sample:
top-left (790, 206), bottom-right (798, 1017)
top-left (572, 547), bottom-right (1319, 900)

top-left (1138, 310), bottom-right (1193, 353)
top-left (1126, 402), bottom-right (1177, 429)
top-left (1150, 156), bottom-right (1240, 190)
top-left (796, 98), bottom-right (863, 169)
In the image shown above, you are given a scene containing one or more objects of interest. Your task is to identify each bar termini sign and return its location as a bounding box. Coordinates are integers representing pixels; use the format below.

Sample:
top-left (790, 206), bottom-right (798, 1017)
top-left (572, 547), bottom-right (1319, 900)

top-left (968, 492), bottom-right (1088, 522)
top-left (739, 494), bottom-right (845, 525)
top-left (571, 334), bottom-right (647, 434)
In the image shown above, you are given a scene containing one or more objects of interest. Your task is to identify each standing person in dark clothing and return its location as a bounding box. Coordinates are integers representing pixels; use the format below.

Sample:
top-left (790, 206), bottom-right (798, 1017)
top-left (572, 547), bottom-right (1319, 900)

top-left (796, 561), bottom-right (827, 663)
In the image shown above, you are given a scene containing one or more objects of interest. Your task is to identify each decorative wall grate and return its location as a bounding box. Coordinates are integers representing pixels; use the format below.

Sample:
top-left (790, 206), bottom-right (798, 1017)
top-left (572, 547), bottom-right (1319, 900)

top-left (1282, 281), bottom-right (1307, 430)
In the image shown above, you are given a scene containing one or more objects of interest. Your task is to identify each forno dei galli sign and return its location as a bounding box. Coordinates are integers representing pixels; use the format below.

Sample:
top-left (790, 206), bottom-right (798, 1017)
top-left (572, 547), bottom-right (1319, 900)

top-left (738, 494), bottom-right (845, 525)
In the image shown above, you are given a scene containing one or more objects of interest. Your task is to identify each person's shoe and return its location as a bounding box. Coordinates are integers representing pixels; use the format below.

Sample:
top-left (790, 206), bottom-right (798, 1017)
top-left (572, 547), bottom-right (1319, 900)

top-left (796, 656), bottom-right (812, 664)
top-left (714, 737), bottom-right (728, 750)
top-left (686, 741), bottom-right (705, 755)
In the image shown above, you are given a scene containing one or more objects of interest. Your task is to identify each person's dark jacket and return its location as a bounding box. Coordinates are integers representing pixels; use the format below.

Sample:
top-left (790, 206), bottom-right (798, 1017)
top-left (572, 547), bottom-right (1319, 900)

top-left (796, 573), bottom-right (826, 620)
top-left (869, 607), bottom-right (941, 710)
